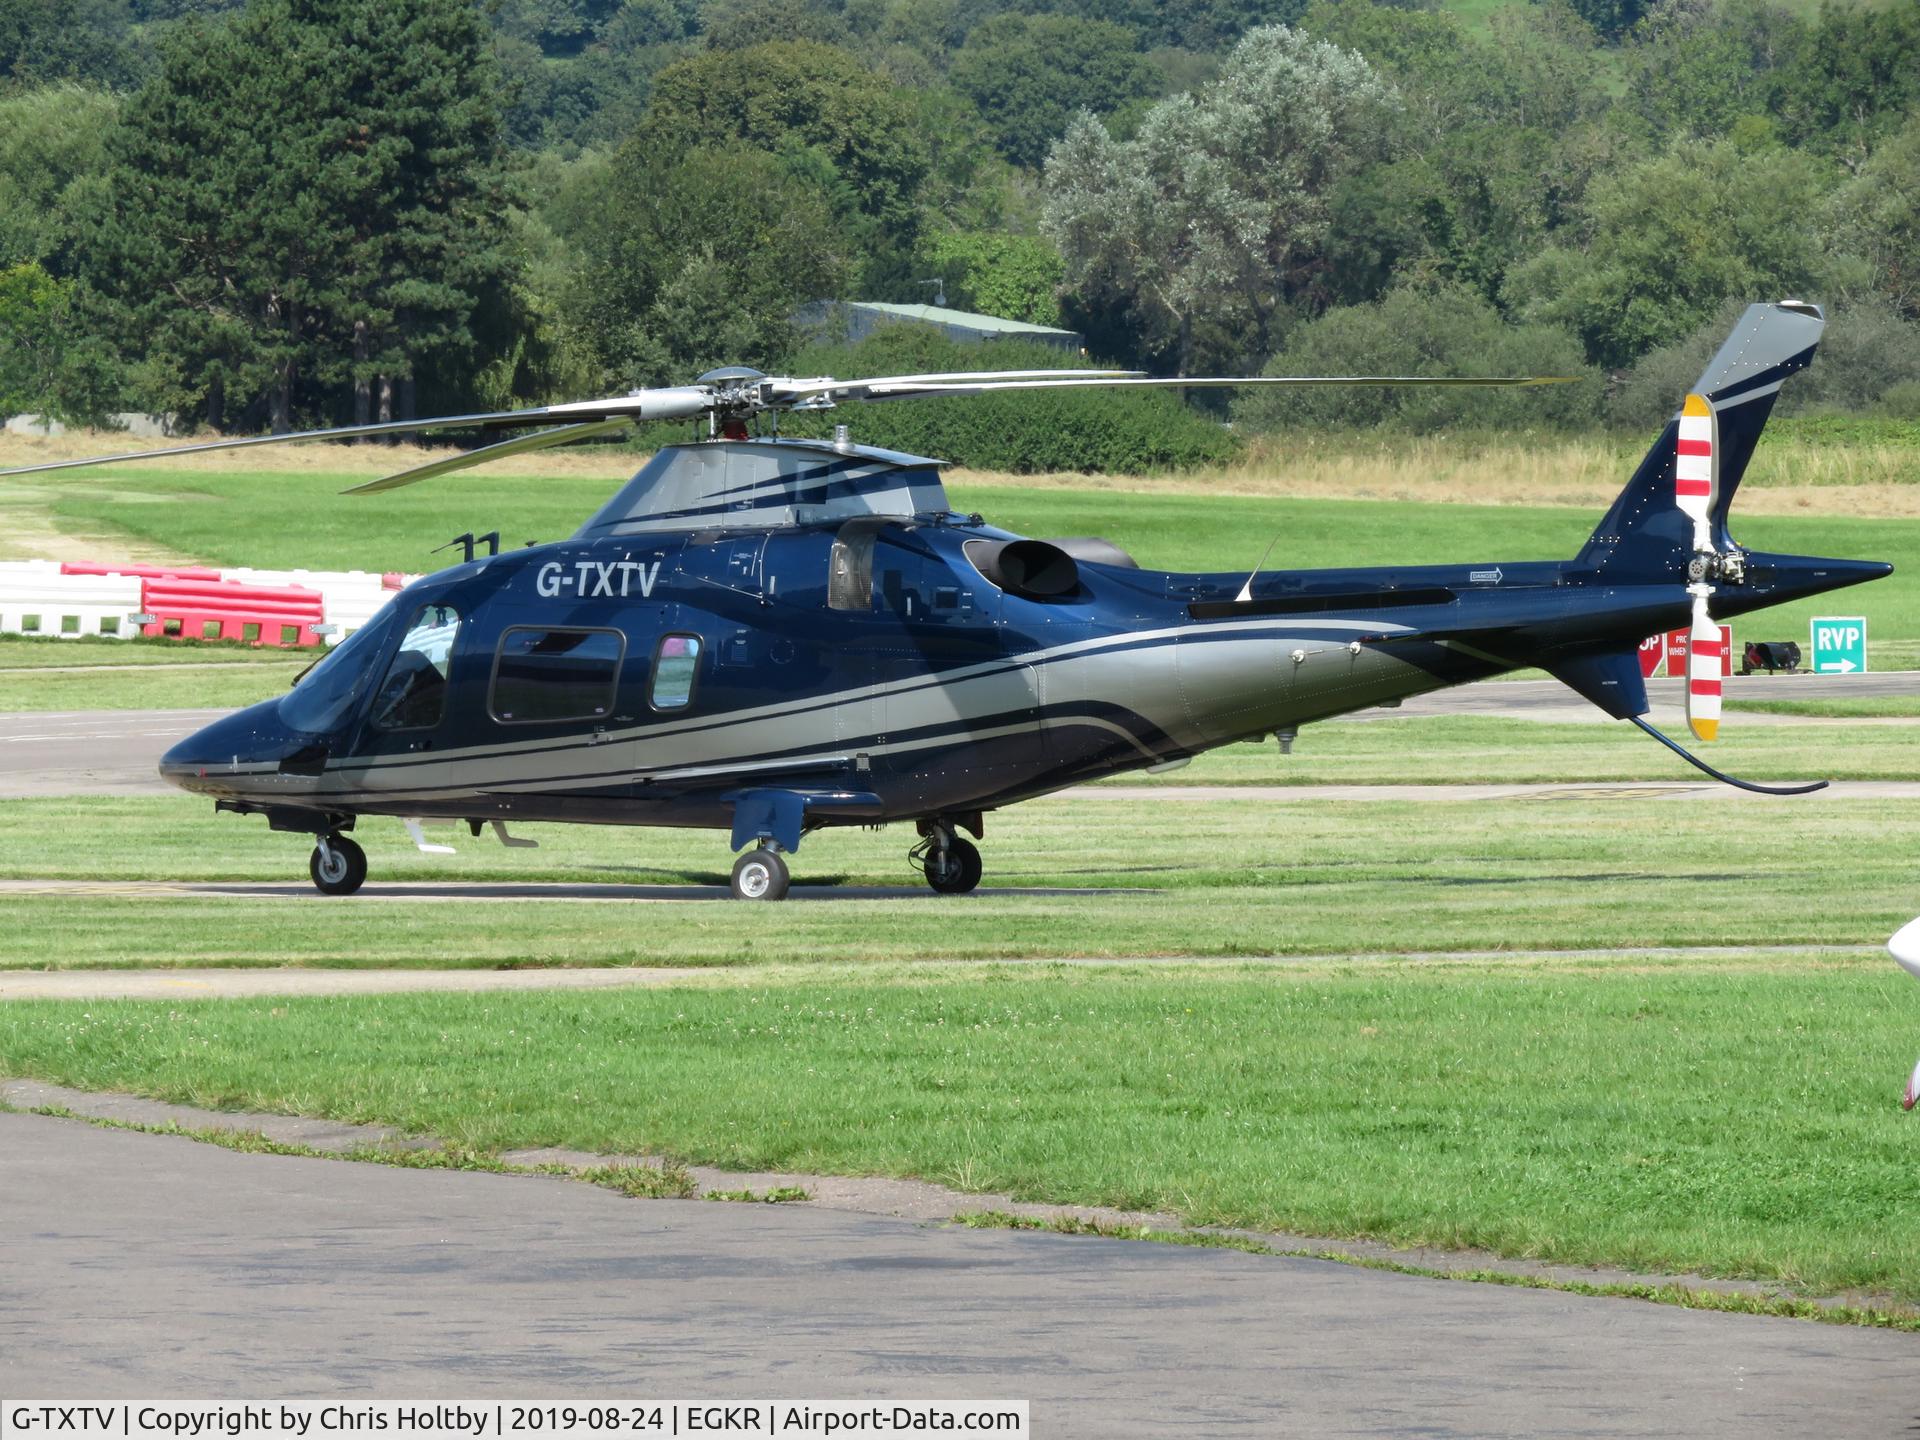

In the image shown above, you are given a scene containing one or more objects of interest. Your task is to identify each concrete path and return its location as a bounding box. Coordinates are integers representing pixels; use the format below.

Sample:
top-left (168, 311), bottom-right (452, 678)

top-left (0, 964), bottom-right (708, 999)
top-left (0, 946), bottom-right (1878, 1000)
top-left (2, 1111), bottom-right (1913, 1435)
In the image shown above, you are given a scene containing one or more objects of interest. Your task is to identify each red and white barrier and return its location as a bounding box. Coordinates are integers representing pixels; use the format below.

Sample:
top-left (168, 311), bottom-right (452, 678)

top-left (0, 560), bottom-right (420, 647)
top-left (224, 568), bottom-right (397, 638)
top-left (139, 574), bottom-right (326, 648)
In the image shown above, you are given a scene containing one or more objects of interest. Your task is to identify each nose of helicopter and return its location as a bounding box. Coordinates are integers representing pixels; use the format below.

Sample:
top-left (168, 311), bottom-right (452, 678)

top-left (159, 700), bottom-right (322, 796)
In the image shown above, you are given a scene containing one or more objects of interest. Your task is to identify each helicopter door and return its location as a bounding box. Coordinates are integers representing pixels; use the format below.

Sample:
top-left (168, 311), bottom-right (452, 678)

top-left (832, 637), bottom-right (886, 760)
top-left (341, 600), bottom-right (465, 791)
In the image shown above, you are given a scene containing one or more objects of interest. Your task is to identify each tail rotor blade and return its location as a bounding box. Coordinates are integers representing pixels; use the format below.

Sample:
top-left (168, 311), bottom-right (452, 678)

top-left (1677, 393), bottom-right (1717, 553)
top-left (1686, 589), bottom-right (1723, 742)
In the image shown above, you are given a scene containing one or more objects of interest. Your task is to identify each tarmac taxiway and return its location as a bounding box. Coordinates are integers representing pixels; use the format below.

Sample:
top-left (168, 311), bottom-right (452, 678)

top-left (2, 1110), bottom-right (1915, 1434)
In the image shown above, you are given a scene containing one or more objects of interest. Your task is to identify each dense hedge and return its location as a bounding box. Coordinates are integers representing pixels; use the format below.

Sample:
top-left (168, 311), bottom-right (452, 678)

top-left (1231, 285), bottom-right (1605, 436)
top-left (776, 327), bottom-right (1238, 473)
top-left (1767, 415), bottom-right (1920, 448)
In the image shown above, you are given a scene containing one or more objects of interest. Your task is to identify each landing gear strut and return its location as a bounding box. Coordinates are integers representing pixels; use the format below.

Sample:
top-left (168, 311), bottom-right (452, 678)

top-left (912, 820), bottom-right (982, 896)
top-left (730, 846), bottom-right (790, 901)
top-left (309, 833), bottom-right (367, 896)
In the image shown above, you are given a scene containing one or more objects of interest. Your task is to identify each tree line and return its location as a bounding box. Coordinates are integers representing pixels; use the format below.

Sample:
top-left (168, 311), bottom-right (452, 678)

top-left (1, 0), bottom-right (1917, 452)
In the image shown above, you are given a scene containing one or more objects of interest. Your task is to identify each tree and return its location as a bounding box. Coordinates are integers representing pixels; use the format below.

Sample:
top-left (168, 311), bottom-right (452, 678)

top-left (1776, 3), bottom-right (1920, 163)
top-left (1301, 0), bottom-right (1467, 89)
top-left (636, 42), bottom-right (930, 238)
top-left (0, 261), bottom-right (119, 422)
top-left (1126, 0), bottom-right (1312, 52)
top-left (921, 231), bottom-right (1065, 325)
top-left (0, 84), bottom-right (120, 271)
top-left (1443, 1), bottom-right (1605, 134)
top-left (0, 0), bottom-right (143, 88)
top-left (1042, 26), bottom-right (1400, 373)
top-left (1623, 0), bottom-right (1805, 143)
top-left (699, 0), bottom-right (851, 50)
top-left (1504, 139), bottom-right (1836, 368)
top-left (948, 15), bottom-right (1161, 168)
top-left (490, 0), bottom-right (626, 55)
top-left (566, 144), bottom-right (848, 386)
top-left (77, 0), bottom-right (515, 432)
top-left (1826, 112), bottom-right (1920, 321)
top-left (1549, 0), bottom-right (1648, 44)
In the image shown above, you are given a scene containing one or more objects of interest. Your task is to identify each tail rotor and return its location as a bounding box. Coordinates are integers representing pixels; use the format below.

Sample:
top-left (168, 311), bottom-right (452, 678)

top-left (1679, 393), bottom-right (1724, 743)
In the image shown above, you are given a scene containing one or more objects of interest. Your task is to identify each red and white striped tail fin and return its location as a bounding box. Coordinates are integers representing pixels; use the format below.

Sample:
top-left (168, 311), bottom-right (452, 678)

top-left (1686, 588), bottom-right (1722, 742)
top-left (1677, 393), bottom-right (1717, 553)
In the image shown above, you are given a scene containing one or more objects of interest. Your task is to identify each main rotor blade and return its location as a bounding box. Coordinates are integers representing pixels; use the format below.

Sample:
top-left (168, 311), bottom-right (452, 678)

top-left (768, 369), bottom-right (1142, 403)
top-left (340, 418), bottom-right (635, 495)
top-left (860, 374), bottom-right (1578, 399)
top-left (0, 388), bottom-right (712, 480)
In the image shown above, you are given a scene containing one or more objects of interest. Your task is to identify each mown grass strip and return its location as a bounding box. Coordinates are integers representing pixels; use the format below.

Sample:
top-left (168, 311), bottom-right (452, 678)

top-left (4, 789), bottom-right (1917, 968)
top-left (4, 965), bottom-right (1917, 1302)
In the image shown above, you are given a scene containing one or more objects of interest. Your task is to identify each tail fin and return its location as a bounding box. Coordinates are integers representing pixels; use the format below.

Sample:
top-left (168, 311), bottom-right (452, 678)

top-left (1574, 300), bottom-right (1824, 578)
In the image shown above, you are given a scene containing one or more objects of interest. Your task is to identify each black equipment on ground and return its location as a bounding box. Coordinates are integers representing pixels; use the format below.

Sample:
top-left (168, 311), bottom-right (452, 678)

top-left (1740, 641), bottom-right (1802, 675)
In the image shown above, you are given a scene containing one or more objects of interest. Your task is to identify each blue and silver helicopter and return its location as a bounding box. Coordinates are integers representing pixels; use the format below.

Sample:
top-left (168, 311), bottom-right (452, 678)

top-left (4, 300), bottom-right (1887, 898)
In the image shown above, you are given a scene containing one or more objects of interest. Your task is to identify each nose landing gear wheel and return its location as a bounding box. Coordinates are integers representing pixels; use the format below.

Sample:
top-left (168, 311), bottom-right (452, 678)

top-left (925, 835), bottom-right (982, 895)
top-left (731, 846), bottom-right (790, 901)
top-left (309, 834), bottom-right (367, 896)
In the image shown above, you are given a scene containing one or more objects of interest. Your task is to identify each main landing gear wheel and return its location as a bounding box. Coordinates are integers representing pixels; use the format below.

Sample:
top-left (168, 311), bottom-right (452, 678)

top-left (309, 834), bottom-right (367, 896)
top-left (924, 835), bottom-right (982, 895)
top-left (731, 846), bottom-right (790, 901)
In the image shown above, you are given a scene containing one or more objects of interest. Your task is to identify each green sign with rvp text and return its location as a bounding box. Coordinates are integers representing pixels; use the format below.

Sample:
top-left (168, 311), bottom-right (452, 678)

top-left (1810, 617), bottom-right (1867, 674)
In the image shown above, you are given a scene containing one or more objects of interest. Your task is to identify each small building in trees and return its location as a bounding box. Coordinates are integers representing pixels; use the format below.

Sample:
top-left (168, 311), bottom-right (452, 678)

top-left (795, 300), bottom-right (1083, 353)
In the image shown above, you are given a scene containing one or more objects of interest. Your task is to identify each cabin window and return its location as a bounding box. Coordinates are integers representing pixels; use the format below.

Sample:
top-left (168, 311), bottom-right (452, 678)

top-left (649, 633), bottom-right (702, 710)
top-left (370, 602), bottom-right (461, 730)
top-left (489, 627), bottom-right (624, 725)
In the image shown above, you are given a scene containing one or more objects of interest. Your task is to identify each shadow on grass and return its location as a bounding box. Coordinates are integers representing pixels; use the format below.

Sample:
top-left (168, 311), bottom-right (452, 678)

top-left (180, 880), bottom-right (1162, 902)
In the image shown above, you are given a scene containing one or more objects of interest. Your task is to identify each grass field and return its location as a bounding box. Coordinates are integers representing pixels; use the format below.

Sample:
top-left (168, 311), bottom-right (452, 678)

top-left (4, 958), bottom-right (1917, 1302)
top-left (1733, 695), bottom-right (1920, 718)
top-left (0, 636), bottom-right (300, 668)
top-left (0, 661), bottom-right (306, 711)
top-left (4, 787), bottom-right (1917, 968)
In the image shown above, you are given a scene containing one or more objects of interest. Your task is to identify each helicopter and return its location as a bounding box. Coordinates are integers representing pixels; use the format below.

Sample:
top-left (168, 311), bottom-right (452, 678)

top-left (1, 300), bottom-right (1889, 899)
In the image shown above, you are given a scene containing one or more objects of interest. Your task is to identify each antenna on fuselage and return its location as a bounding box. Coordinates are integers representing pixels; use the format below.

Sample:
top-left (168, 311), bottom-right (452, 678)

top-left (431, 531), bottom-right (499, 564)
top-left (1235, 533), bottom-right (1284, 604)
